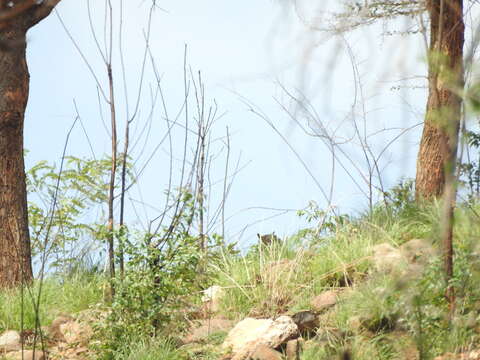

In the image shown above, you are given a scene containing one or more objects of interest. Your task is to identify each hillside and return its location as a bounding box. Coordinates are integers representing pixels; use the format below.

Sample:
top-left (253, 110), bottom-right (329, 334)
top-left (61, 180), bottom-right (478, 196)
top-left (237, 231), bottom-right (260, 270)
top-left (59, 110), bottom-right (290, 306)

top-left (1, 198), bottom-right (480, 360)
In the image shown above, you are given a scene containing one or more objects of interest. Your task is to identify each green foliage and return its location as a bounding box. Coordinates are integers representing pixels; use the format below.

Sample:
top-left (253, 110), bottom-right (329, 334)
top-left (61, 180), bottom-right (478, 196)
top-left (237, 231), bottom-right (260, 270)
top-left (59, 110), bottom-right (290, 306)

top-left (96, 188), bottom-right (228, 359)
top-left (297, 200), bottom-right (351, 236)
top-left (459, 129), bottom-right (480, 200)
top-left (383, 179), bottom-right (416, 216)
top-left (26, 155), bottom-right (133, 271)
top-left (0, 274), bottom-right (103, 332)
top-left (100, 338), bottom-right (184, 360)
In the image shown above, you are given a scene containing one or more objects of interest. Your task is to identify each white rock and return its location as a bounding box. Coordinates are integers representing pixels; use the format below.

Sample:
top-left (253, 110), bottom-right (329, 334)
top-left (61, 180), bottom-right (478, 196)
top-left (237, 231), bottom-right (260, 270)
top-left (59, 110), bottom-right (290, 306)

top-left (0, 330), bottom-right (20, 348)
top-left (201, 285), bottom-right (224, 313)
top-left (223, 316), bottom-right (298, 356)
top-left (201, 285), bottom-right (224, 302)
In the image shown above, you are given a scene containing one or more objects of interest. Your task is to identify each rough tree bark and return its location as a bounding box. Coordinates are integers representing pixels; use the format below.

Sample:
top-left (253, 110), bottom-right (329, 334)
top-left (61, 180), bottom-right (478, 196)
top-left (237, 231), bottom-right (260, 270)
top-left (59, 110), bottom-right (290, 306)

top-left (416, 0), bottom-right (464, 313)
top-left (415, 0), bottom-right (464, 200)
top-left (0, 0), bottom-right (63, 288)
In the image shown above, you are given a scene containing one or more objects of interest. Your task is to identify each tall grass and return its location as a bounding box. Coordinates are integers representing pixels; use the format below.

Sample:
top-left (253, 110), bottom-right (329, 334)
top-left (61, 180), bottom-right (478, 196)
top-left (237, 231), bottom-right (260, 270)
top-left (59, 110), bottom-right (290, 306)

top-left (215, 202), bottom-right (439, 317)
top-left (210, 201), bottom-right (480, 358)
top-left (102, 338), bottom-right (183, 360)
top-left (0, 273), bottom-right (103, 331)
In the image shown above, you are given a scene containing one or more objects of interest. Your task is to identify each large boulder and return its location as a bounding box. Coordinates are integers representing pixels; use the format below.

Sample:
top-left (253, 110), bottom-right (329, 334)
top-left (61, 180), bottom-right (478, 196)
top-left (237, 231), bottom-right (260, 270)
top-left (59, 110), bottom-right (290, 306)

top-left (222, 316), bottom-right (298, 358)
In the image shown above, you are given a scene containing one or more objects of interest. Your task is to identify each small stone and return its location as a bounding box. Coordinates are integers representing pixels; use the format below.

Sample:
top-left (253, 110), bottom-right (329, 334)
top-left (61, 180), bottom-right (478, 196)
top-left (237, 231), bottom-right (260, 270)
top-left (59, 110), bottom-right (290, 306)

top-left (310, 290), bottom-right (338, 312)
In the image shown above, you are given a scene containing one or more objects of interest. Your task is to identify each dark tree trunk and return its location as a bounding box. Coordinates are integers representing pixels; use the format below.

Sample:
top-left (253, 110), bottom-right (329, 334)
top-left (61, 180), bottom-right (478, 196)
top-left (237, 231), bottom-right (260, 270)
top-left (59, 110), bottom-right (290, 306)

top-left (0, 26), bottom-right (33, 287)
top-left (0, 0), bottom-right (62, 288)
top-left (415, 0), bottom-right (464, 200)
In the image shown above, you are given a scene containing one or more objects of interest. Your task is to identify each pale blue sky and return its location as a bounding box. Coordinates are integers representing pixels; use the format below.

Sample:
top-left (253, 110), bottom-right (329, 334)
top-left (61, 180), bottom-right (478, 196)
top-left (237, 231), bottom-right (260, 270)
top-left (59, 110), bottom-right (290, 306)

top-left (24, 0), bottom-right (428, 248)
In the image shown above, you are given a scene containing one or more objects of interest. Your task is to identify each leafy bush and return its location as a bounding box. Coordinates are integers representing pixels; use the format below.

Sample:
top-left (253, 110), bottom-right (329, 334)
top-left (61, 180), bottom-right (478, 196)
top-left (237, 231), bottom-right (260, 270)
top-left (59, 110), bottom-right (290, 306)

top-left (26, 155), bottom-right (132, 272)
top-left (96, 188), bottom-right (228, 358)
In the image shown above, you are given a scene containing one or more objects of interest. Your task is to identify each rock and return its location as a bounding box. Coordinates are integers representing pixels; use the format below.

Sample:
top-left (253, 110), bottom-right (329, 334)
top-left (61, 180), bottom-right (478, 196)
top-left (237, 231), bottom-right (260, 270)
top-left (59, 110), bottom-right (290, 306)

top-left (49, 315), bottom-right (73, 342)
top-left (183, 318), bottom-right (234, 344)
top-left (286, 339), bottom-right (301, 360)
top-left (201, 286), bottom-right (225, 314)
top-left (6, 350), bottom-right (45, 360)
top-left (0, 330), bottom-right (21, 347)
top-left (291, 311), bottom-right (319, 335)
top-left (400, 238), bottom-right (437, 265)
top-left (59, 321), bottom-right (92, 345)
top-left (250, 345), bottom-right (282, 360)
top-left (310, 290), bottom-right (338, 312)
top-left (0, 330), bottom-right (21, 352)
top-left (222, 316), bottom-right (298, 356)
top-left (372, 243), bottom-right (406, 273)
top-left (372, 240), bottom-right (437, 275)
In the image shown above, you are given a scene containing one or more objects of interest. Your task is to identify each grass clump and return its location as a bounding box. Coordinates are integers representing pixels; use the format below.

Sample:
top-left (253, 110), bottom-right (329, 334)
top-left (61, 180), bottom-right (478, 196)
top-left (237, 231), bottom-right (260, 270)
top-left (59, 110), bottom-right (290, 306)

top-left (106, 338), bottom-right (183, 360)
top-left (0, 273), bottom-right (103, 332)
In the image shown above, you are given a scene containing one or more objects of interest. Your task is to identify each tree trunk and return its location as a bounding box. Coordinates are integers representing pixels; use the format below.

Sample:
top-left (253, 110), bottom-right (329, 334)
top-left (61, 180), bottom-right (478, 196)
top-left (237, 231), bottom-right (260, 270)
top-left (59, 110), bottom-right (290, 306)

top-left (0, 1), bottom-right (62, 288)
top-left (415, 0), bottom-right (464, 200)
top-left (0, 26), bottom-right (33, 287)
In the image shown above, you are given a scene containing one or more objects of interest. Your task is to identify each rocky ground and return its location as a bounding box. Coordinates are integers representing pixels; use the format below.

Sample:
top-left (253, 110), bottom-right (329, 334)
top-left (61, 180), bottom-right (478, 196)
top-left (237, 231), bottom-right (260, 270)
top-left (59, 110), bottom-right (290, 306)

top-left (0, 311), bottom-right (97, 360)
